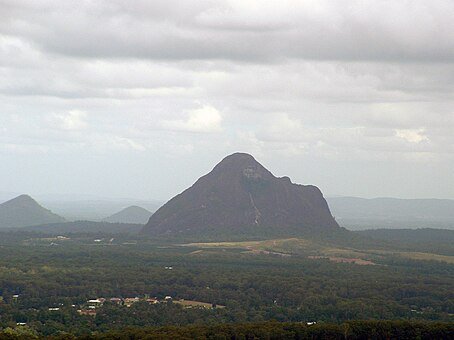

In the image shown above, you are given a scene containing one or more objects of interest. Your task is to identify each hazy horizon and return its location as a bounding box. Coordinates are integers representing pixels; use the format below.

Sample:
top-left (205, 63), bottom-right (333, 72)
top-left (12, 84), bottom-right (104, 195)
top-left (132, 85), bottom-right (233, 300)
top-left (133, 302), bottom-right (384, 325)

top-left (2, 185), bottom-right (454, 204)
top-left (1, 1), bottom-right (454, 201)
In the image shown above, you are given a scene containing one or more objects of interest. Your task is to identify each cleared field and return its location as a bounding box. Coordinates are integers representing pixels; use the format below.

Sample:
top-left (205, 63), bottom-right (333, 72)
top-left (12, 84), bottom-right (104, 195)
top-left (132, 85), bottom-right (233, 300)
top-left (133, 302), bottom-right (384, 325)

top-left (173, 299), bottom-right (225, 309)
top-left (308, 256), bottom-right (376, 265)
top-left (185, 238), bottom-right (316, 254)
top-left (185, 238), bottom-right (454, 265)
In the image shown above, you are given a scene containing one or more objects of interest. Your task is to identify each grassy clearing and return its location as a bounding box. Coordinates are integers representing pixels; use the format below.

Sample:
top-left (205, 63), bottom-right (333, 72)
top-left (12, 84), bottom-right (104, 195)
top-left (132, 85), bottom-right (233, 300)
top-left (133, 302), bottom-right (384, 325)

top-left (185, 238), bottom-right (454, 264)
top-left (173, 299), bottom-right (225, 309)
top-left (185, 238), bottom-right (315, 253)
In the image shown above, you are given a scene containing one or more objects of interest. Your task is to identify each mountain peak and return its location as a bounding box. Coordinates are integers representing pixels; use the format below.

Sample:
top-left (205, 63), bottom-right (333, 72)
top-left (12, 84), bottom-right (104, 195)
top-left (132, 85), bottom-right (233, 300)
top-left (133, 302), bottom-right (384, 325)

top-left (143, 153), bottom-right (340, 238)
top-left (0, 195), bottom-right (65, 228)
top-left (103, 205), bottom-right (152, 224)
top-left (16, 194), bottom-right (32, 199)
top-left (3, 194), bottom-right (39, 207)
top-left (210, 152), bottom-right (274, 182)
top-left (220, 152), bottom-right (257, 162)
top-left (220, 152), bottom-right (262, 164)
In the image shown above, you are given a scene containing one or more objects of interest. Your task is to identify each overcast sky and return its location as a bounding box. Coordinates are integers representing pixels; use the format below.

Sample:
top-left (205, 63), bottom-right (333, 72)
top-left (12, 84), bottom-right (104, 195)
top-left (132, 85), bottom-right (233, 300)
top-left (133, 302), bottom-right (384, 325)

top-left (1, 0), bottom-right (453, 201)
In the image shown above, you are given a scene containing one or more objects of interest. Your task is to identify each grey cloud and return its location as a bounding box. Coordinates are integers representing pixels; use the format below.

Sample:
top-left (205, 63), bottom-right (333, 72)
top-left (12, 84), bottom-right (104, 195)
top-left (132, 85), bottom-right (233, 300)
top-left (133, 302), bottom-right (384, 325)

top-left (0, 0), bottom-right (453, 199)
top-left (2, 1), bottom-right (454, 62)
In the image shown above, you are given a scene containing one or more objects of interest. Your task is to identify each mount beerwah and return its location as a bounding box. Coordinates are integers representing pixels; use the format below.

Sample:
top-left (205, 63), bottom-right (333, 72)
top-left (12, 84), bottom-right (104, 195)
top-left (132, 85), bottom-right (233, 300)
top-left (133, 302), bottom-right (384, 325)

top-left (143, 153), bottom-right (341, 238)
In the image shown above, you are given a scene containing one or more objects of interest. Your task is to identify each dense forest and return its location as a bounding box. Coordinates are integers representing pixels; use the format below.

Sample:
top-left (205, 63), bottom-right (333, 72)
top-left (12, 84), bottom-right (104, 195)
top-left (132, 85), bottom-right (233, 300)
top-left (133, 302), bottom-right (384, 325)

top-left (0, 231), bottom-right (452, 337)
top-left (1, 321), bottom-right (453, 339)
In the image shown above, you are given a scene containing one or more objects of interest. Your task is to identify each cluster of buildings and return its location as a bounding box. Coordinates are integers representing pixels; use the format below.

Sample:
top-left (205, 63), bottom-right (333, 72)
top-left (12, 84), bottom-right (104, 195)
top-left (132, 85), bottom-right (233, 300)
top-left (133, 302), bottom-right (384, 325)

top-left (77, 295), bottom-right (224, 317)
top-left (77, 296), bottom-right (170, 316)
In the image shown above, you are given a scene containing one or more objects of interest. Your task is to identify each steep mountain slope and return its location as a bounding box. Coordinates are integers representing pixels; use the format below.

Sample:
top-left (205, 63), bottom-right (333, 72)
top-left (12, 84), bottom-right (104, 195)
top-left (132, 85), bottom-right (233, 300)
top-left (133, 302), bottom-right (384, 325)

top-left (143, 153), bottom-right (340, 238)
top-left (103, 206), bottom-right (152, 224)
top-left (0, 194), bottom-right (65, 228)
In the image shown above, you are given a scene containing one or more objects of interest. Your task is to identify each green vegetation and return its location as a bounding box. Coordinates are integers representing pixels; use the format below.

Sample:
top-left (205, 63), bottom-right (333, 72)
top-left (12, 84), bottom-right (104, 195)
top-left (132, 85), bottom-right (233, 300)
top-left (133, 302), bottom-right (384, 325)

top-left (0, 231), bottom-right (452, 337)
top-left (18, 321), bottom-right (451, 339)
top-left (186, 236), bottom-right (454, 264)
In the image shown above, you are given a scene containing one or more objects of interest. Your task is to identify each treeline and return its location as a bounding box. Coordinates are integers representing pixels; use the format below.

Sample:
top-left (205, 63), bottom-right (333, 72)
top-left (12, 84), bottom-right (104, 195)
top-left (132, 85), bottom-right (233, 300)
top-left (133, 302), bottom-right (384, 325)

top-left (35, 320), bottom-right (454, 339)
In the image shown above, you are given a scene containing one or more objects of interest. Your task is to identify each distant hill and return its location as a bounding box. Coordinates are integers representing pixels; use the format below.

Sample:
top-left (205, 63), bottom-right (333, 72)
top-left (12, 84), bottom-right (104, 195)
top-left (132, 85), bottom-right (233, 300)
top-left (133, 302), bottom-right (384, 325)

top-left (41, 199), bottom-right (162, 221)
top-left (22, 220), bottom-right (142, 234)
top-left (355, 228), bottom-right (454, 256)
top-left (143, 152), bottom-right (340, 238)
top-left (103, 206), bottom-right (152, 224)
top-left (327, 197), bottom-right (454, 230)
top-left (0, 195), bottom-right (65, 228)
top-left (356, 228), bottom-right (454, 245)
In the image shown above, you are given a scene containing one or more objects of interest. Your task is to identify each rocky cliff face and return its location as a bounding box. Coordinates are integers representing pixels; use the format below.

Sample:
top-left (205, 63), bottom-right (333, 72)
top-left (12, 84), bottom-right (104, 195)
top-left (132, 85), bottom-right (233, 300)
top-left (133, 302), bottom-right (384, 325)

top-left (142, 153), bottom-right (340, 237)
